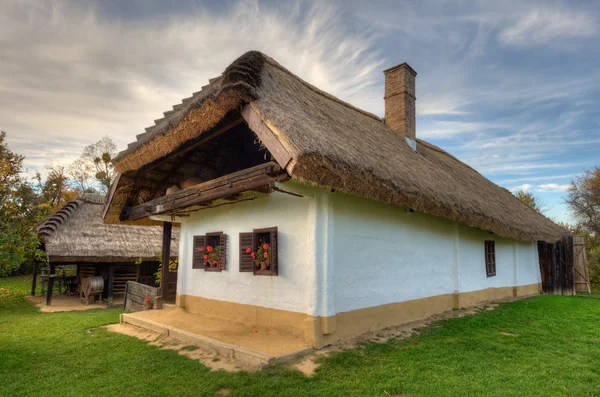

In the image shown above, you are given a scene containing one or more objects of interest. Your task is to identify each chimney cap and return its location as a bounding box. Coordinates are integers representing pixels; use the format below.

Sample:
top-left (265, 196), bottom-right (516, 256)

top-left (383, 62), bottom-right (417, 76)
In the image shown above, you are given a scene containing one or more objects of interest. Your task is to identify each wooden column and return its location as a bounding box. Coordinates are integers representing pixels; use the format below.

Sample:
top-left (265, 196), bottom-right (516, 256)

top-left (161, 221), bottom-right (173, 292)
top-left (31, 262), bottom-right (39, 296)
top-left (45, 262), bottom-right (55, 306)
top-left (107, 265), bottom-right (115, 306)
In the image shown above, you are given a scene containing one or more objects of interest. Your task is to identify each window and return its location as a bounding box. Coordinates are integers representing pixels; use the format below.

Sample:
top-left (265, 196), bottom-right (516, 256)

top-left (192, 232), bottom-right (227, 271)
top-left (239, 227), bottom-right (278, 276)
top-left (485, 240), bottom-right (496, 277)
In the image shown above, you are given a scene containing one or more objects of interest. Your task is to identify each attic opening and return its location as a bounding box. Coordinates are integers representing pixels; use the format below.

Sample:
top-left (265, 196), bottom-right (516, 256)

top-left (121, 107), bottom-right (290, 221)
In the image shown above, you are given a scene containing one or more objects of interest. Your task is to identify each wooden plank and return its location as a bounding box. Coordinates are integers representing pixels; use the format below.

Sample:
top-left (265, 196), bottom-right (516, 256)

top-left (161, 222), bottom-right (174, 303)
top-left (123, 281), bottom-right (163, 311)
top-left (107, 265), bottom-right (115, 305)
top-left (241, 104), bottom-right (292, 169)
top-left (102, 172), bottom-right (121, 220)
top-left (126, 163), bottom-right (276, 219)
top-left (125, 162), bottom-right (287, 220)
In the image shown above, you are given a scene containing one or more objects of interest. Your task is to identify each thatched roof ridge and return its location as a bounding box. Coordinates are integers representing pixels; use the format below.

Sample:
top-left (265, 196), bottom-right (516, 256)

top-left (38, 193), bottom-right (179, 262)
top-left (110, 51), bottom-right (563, 242)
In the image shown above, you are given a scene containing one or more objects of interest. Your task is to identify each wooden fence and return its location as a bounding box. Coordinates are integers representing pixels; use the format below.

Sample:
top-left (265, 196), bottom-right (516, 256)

top-left (123, 281), bottom-right (163, 312)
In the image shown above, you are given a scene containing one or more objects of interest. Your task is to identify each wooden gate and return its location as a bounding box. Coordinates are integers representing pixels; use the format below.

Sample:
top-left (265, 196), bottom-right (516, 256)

top-left (538, 234), bottom-right (575, 295)
top-left (573, 235), bottom-right (591, 293)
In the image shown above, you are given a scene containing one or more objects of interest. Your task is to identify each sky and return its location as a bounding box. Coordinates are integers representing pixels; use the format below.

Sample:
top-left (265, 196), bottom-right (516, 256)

top-left (1, 0), bottom-right (599, 223)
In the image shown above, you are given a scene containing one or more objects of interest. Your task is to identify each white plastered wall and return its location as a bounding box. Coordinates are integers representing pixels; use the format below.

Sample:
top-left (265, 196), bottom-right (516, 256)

top-left (175, 180), bottom-right (541, 319)
top-left (176, 180), bottom-right (323, 315)
top-left (331, 191), bottom-right (541, 314)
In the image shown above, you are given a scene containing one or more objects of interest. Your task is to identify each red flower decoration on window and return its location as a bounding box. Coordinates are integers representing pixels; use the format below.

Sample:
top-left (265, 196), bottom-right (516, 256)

top-left (198, 247), bottom-right (204, 252)
top-left (246, 248), bottom-right (252, 254)
top-left (144, 297), bottom-right (149, 302)
top-left (263, 243), bottom-right (269, 250)
top-left (206, 246), bottom-right (213, 252)
top-left (251, 252), bottom-right (255, 258)
top-left (203, 255), bottom-right (208, 260)
top-left (263, 251), bottom-right (269, 258)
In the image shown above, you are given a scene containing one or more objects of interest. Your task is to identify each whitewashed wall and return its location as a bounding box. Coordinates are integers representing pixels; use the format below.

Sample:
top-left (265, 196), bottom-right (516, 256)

top-left (177, 182), bottom-right (314, 314)
top-left (175, 181), bottom-right (541, 319)
top-left (332, 191), bottom-right (541, 314)
top-left (332, 192), bottom-right (455, 314)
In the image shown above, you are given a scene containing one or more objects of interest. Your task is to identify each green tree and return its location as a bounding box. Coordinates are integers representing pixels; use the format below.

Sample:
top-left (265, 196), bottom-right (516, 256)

top-left (0, 131), bottom-right (42, 276)
top-left (514, 190), bottom-right (547, 214)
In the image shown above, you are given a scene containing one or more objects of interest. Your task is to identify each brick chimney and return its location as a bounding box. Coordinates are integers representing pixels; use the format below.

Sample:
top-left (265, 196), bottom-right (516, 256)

top-left (383, 63), bottom-right (417, 149)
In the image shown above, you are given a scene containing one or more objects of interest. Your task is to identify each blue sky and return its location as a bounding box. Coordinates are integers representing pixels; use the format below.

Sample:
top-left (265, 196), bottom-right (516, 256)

top-left (1, 0), bottom-right (598, 223)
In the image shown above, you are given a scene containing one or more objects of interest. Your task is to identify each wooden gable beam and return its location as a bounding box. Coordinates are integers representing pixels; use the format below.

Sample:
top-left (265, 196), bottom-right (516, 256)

top-left (124, 162), bottom-right (288, 220)
top-left (241, 104), bottom-right (293, 169)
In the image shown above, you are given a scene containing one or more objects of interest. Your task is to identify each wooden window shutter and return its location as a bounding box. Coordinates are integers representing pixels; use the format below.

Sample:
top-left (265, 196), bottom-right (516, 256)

top-left (239, 232), bottom-right (254, 272)
top-left (192, 236), bottom-right (206, 269)
top-left (269, 227), bottom-right (278, 275)
top-left (219, 233), bottom-right (227, 270)
top-left (485, 241), bottom-right (496, 277)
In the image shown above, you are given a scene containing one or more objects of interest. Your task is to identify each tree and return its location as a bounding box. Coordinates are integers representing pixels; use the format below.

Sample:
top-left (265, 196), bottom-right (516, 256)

top-left (565, 167), bottom-right (600, 235)
top-left (565, 167), bottom-right (600, 289)
top-left (514, 190), bottom-right (547, 214)
top-left (0, 131), bottom-right (43, 276)
top-left (67, 158), bottom-right (96, 193)
top-left (34, 163), bottom-right (77, 213)
top-left (81, 136), bottom-right (117, 192)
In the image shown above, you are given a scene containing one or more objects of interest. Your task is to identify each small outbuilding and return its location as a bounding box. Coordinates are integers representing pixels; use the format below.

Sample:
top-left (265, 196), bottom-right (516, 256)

top-left (33, 193), bottom-right (179, 306)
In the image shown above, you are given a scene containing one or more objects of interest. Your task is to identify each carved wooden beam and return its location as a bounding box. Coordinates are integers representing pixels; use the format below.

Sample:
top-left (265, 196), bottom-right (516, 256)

top-left (125, 162), bottom-right (288, 220)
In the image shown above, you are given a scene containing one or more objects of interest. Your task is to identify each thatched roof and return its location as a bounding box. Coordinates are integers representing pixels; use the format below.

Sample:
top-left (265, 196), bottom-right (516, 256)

top-left (111, 51), bottom-right (563, 242)
top-left (38, 193), bottom-right (179, 263)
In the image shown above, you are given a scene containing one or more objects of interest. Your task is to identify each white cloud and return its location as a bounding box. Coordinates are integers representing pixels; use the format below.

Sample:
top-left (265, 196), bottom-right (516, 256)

top-left (537, 183), bottom-right (571, 192)
top-left (511, 183), bottom-right (531, 192)
top-left (499, 8), bottom-right (597, 46)
top-left (0, 0), bottom-right (385, 175)
top-left (419, 121), bottom-right (507, 139)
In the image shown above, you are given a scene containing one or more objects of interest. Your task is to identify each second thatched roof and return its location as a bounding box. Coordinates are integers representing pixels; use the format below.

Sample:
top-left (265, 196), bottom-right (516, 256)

top-left (111, 51), bottom-right (563, 242)
top-left (38, 193), bottom-right (179, 263)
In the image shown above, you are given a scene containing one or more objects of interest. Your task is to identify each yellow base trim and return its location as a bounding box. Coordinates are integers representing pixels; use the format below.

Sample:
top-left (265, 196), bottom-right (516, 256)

top-left (177, 283), bottom-right (540, 348)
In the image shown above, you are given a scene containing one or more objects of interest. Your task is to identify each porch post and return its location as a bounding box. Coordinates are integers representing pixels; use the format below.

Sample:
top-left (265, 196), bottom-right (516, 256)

top-left (161, 221), bottom-right (173, 293)
top-left (107, 265), bottom-right (115, 306)
top-left (31, 261), bottom-right (39, 296)
top-left (45, 262), bottom-right (55, 306)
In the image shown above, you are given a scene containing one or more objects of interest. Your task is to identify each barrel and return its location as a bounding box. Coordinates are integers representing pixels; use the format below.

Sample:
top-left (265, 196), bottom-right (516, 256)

top-left (86, 276), bottom-right (104, 295)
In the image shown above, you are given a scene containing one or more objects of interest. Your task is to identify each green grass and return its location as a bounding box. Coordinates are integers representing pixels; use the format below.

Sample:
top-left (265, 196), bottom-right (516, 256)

top-left (2, 276), bottom-right (600, 396)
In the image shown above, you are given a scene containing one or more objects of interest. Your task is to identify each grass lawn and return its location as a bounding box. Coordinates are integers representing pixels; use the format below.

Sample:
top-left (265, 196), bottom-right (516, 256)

top-left (1, 277), bottom-right (600, 397)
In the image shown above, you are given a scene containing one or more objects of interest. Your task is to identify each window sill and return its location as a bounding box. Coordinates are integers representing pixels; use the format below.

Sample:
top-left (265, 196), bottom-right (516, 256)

top-left (253, 270), bottom-right (277, 276)
top-left (204, 268), bottom-right (223, 272)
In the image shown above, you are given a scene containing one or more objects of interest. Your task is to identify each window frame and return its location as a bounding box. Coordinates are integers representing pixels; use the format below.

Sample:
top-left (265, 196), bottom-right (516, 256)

top-left (239, 227), bottom-right (278, 276)
top-left (484, 240), bottom-right (496, 277)
top-left (192, 232), bottom-right (227, 272)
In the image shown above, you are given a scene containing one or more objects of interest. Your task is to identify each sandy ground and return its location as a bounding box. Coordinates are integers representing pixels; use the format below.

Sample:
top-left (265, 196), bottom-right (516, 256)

top-left (126, 307), bottom-right (310, 357)
top-left (105, 323), bottom-right (256, 372)
top-left (27, 295), bottom-right (104, 312)
top-left (26, 295), bottom-right (123, 312)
